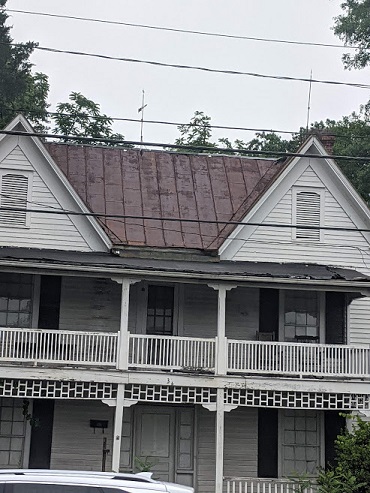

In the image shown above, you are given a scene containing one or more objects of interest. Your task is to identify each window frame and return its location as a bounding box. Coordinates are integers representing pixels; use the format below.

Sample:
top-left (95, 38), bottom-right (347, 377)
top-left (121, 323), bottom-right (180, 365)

top-left (0, 169), bottom-right (33, 229)
top-left (292, 186), bottom-right (325, 243)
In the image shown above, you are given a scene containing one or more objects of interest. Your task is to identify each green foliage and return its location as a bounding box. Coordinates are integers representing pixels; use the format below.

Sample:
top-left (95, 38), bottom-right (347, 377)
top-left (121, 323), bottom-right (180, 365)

top-left (53, 92), bottom-right (131, 146)
top-left (174, 111), bottom-right (216, 151)
top-left (0, 0), bottom-right (49, 129)
top-left (134, 456), bottom-right (155, 472)
top-left (333, 0), bottom-right (370, 69)
top-left (317, 466), bottom-right (363, 493)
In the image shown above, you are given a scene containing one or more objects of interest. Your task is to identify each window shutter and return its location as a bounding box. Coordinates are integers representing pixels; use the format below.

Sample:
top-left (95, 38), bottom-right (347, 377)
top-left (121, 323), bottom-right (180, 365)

top-left (295, 190), bottom-right (321, 241)
top-left (0, 174), bottom-right (28, 226)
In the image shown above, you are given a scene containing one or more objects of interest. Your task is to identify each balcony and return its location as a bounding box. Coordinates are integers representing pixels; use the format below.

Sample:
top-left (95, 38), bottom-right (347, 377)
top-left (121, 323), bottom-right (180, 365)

top-left (0, 328), bottom-right (369, 380)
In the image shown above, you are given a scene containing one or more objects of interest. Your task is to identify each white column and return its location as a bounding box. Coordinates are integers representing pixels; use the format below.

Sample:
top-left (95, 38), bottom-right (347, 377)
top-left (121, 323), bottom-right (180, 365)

top-left (112, 278), bottom-right (138, 371)
top-left (111, 384), bottom-right (125, 472)
top-left (209, 284), bottom-right (236, 375)
top-left (215, 388), bottom-right (225, 493)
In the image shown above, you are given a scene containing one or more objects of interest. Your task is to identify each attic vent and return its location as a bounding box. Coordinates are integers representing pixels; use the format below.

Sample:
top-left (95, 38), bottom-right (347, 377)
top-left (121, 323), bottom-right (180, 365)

top-left (0, 173), bottom-right (29, 226)
top-left (294, 190), bottom-right (322, 242)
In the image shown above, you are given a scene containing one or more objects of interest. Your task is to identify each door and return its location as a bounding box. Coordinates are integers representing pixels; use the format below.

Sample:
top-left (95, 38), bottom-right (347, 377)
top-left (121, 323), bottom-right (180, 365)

top-left (134, 407), bottom-right (175, 482)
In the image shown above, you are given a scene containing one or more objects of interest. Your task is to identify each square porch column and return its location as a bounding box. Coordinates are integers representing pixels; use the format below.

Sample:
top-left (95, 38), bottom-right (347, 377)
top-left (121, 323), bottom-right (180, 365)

top-left (112, 278), bottom-right (139, 370)
top-left (208, 283), bottom-right (236, 375)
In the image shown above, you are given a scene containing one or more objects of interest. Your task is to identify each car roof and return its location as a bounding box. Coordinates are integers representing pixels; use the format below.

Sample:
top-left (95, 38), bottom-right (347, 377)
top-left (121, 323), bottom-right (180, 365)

top-left (0, 471), bottom-right (194, 493)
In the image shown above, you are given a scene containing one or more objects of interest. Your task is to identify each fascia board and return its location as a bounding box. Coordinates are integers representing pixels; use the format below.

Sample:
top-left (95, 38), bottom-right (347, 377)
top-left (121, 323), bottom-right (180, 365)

top-left (1, 115), bottom-right (112, 250)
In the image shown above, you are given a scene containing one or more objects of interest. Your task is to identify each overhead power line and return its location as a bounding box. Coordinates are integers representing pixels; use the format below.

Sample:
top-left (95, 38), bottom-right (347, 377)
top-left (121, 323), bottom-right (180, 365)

top-left (0, 205), bottom-right (370, 234)
top-left (3, 41), bottom-right (370, 90)
top-left (2, 128), bottom-right (370, 161)
top-left (6, 8), bottom-right (364, 51)
top-left (4, 106), bottom-right (369, 142)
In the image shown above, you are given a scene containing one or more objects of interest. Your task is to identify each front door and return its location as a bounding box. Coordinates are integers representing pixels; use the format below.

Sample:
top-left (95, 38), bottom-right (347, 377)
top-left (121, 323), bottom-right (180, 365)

top-left (134, 407), bottom-right (175, 482)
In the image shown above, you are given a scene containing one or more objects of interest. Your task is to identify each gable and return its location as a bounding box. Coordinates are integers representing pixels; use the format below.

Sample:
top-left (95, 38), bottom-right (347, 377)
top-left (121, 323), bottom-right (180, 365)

top-left (0, 124), bottom-right (110, 252)
top-left (220, 144), bottom-right (370, 276)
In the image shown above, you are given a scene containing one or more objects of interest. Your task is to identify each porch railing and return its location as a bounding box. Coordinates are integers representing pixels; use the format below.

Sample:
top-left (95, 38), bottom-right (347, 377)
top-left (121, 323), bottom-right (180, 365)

top-left (0, 328), bottom-right (118, 366)
top-left (228, 339), bottom-right (370, 377)
top-left (128, 333), bottom-right (216, 371)
top-left (224, 477), bottom-right (316, 493)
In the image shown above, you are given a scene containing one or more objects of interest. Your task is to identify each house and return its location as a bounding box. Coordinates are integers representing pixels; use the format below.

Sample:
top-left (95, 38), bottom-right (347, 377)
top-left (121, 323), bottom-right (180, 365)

top-left (0, 114), bottom-right (369, 492)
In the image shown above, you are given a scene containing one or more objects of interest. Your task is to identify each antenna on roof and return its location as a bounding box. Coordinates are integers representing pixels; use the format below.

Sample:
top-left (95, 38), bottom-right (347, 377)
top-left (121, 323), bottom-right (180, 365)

top-left (306, 70), bottom-right (313, 135)
top-left (138, 89), bottom-right (148, 145)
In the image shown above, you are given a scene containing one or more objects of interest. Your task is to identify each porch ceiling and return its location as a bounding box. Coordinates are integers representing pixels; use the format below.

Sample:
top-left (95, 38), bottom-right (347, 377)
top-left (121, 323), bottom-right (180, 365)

top-left (0, 246), bottom-right (369, 291)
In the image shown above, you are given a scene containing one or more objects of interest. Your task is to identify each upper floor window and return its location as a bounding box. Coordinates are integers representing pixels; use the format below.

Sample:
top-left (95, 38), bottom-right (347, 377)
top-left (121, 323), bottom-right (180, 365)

top-left (146, 285), bottom-right (174, 335)
top-left (0, 273), bottom-right (33, 328)
top-left (282, 290), bottom-right (320, 343)
top-left (0, 172), bottom-right (31, 228)
top-left (292, 188), bottom-right (324, 242)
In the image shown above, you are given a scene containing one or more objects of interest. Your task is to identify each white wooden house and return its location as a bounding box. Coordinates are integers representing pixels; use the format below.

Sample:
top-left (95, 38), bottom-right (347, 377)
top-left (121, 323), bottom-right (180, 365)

top-left (0, 115), bottom-right (369, 492)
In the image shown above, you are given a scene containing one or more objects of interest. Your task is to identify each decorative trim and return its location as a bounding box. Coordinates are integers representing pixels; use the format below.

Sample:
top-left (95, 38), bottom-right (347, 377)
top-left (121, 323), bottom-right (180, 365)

top-left (0, 379), bottom-right (117, 399)
top-left (225, 388), bottom-right (370, 410)
top-left (124, 384), bottom-right (217, 405)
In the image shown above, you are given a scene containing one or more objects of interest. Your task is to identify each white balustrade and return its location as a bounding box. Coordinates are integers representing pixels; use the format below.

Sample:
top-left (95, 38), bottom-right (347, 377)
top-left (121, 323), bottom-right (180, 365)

top-left (0, 328), bottom-right (118, 367)
top-left (228, 339), bottom-right (370, 377)
top-left (129, 333), bottom-right (216, 371)
top-left (224, 477), bottom-right (316, 493)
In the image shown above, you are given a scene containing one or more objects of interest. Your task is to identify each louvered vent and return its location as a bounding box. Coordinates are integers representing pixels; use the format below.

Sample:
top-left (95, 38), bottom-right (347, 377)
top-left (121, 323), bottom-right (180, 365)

top-left (295, 190), bottom-right (321, 241)
top-left (0, 174), bottom-right (28, 226)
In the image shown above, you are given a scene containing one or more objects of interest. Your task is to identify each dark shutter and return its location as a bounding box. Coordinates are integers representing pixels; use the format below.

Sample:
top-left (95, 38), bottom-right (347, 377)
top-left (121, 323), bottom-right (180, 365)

top-left (325, 292), bottom-right (346, 344)
top-left (38, 276), bottom-right (61, 330)
top-left (259, 289), bottom-right (279, 339)
top-left (258, 408), bottom-right (278, 478)
top-left (325, 411), bottom-right (345, 467)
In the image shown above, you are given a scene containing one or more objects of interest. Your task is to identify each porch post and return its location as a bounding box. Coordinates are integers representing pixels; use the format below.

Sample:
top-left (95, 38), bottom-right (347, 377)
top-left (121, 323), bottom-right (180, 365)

top-left (215, 388), bottom-right (225, 493)
top-left (209, 284), bottom-right (236, 375)
top-left (112, 278), bottom-right (138, 371)
top-left (111, 384), bottom-right (124, 472)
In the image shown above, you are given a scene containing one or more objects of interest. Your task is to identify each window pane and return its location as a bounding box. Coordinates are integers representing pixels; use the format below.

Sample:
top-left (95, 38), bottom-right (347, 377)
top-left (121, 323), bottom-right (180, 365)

top-left (147, 285), bottom-right (174, 335)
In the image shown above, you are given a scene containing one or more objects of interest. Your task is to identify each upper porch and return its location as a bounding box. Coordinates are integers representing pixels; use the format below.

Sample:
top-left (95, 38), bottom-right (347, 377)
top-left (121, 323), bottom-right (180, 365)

top-left (0, 249), bottom-right (369, 384)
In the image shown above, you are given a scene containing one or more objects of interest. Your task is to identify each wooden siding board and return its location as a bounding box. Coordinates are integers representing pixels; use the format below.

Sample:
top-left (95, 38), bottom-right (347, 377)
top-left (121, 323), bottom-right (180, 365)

top-left (50, 400), bottom-right (114, 471)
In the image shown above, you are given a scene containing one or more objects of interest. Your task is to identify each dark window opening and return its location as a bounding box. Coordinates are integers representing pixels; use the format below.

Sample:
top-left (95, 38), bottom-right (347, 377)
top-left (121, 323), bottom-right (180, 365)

top-left (146, 285), bottom-right (174, 335)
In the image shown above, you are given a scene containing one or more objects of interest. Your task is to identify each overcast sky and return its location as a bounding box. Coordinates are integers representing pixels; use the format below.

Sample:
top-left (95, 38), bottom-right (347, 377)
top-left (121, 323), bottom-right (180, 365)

top-left (6, 0), bottom-right (370, 144)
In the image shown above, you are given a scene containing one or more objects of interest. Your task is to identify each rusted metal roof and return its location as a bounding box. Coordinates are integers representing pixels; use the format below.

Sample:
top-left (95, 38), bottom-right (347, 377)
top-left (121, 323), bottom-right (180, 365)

top-left (45, 144), bottom-right (285, 250)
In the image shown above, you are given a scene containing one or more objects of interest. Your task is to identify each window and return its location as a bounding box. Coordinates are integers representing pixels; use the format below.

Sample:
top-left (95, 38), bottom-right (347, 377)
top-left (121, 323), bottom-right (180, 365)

top-left (283, 290), bottom-right (319, 343)
top-left (0, 274), bottom-right (33, 328)
top-left (0, 172), bottom-right (31, 227)
top-left (292, 188), bottom-right (323, 242)
top-left (146, 285), bottom-right (174, 335)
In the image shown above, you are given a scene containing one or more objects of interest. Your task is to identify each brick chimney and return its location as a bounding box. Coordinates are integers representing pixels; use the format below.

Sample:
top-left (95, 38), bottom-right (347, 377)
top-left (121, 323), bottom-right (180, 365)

top-left (309, 129), bottom-right (336, 154)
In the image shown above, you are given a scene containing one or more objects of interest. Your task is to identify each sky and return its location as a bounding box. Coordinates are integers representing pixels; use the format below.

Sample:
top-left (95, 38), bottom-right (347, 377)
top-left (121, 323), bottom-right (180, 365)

top-left (5, 0), bottom-right (370, 145)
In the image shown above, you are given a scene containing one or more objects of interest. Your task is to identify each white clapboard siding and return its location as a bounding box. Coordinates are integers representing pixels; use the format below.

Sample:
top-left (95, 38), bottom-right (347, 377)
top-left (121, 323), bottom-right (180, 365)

top-left (50, 400), bottom-right (114, 471)
top-left (183, 285), bottom-right (217, 338)
top-left (226, 166), bottom-right (370, 346)
top-left (197, 407), bottom-right (258, 493)
top-left (59, 277), bottom-right (138, 333)
top-left (0, 146), bottom-right (92, 251)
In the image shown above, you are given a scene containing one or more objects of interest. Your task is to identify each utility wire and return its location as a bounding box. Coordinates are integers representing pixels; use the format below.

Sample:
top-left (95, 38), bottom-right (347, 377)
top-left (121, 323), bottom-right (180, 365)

top-left (1, 205), bottom-right (370, 234)
top-left (6, 8), bottom-right (365, 51)
top-left (3, 41), bottom-right (370, 90)
top-left (2, 128), bottom-right (370, 161)
top-left (4, 106), bottom-right (370, 141)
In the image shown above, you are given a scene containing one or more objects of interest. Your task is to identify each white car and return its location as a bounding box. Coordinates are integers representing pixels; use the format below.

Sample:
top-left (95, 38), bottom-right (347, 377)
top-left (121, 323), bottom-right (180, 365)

top-left (0, 470), bottom-right (194, 493)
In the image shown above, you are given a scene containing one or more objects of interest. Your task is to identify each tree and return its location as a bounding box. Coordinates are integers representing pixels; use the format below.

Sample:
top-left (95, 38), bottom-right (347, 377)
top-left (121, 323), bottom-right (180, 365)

top-left (0, 0), bottom-right (49, 130)
top-left (174, 111), bottom-right (216, 151)
top-left (53, 92), bottom-right (130, 146)
top-left (315, 415), bottom-right (370, 493)
top-left (333, 0), bottom-right (370, 69)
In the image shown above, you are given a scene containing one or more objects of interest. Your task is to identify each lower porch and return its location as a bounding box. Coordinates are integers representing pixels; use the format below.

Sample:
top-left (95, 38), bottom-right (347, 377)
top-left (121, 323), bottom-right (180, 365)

top-left (0, 387), bottom-right (346, 493)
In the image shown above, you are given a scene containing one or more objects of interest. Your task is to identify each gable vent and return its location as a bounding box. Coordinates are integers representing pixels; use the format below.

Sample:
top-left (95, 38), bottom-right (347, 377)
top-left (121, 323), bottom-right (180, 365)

top-left (295, 190), bottom-right (321, 241)
top-left (0, 174), bottom-right (28, 226)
